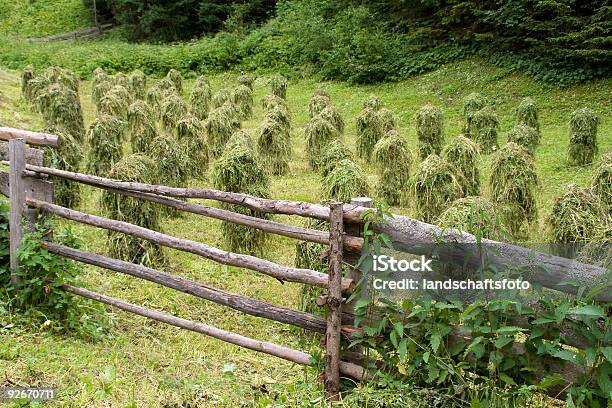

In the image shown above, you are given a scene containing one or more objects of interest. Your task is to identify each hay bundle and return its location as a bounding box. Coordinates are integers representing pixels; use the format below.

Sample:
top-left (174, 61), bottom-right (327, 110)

top-left (309, 94), bottom-right (330, 118)
top-left (159, 93), bottom-right (188, 132)
top-left (146, 78), bottom-right (179, 114)
top-left (189, 76), bottom-right (212, 120)
top-left (269, 74), bottom-right (288, 99)
top-left (166, 69), bottom-right (183, 94)
top-left (112, 72), bottom-right (129, 89)
top-left (471, 107), bottom-right (500, 154)
top-left (416, 104), bottom-right (444, 159)
top-left (489, 142), bottom-right (538, 237)
top-left (305, 116), bottom-right (341, 170)
top-left (237, 74), bottom-right (254, 89)
top-left (205, 105), bottom-right (241, 158)
top-left (257, 115), bottom-right (291, 176)
top-left (92, 78), bottom-right (113, 110)
top-left (127, 70), bottom-right (147, 100)
top-left (265, 105), bottom-right (291, 131)
top-left (231, 84), bottom-right (254, 120)
top-left (437, 197), bottom-right (508, 241)
top-left (212, 135), bottom-right (271, 255)
top-left (26, 75), bottom-right (52, 107)
top-left (411, 154), bottom-right (463, 223)
top-left (43, 66), bottom-right (79, 93)
top-left (322, 159), bottom-right (370, 203)
top-left (364, 95), bottom-right (383, 111)
top-left (99, 85), bottom-right (131, 119)
top-left (378, 108), bottom-right (396, 133)
top-left (442, 135), bottom-right (480, 196)
top-left (101, 154), bottom-right (164, 266)
top-left (85, 114), bottom-right (125, 176)
top-left (507, 124), bottom-right (539, 154)
top-left (44, 128), bottom-right (82, 208)
top-left (21, 65), bottom-right (35, 101)
top-left (262, 94), bottom-right (288, 112)
top-left (568, 107), bottom-right (599, 165)
top-left (149, 133), bottom-right (190, 188)
top-left (211, 89), bottom-right (231, 109)
top-left (463, 92), bottom-right (486, 136)
top-left (127, 100), bottom-right (157, 154)
top-left (295, 218), bottom-right (328, 313)
top-left (176, 114), bottom-right (209, 178)
top-left (372, 130), bottom-right (413, 205)
top-left (591, 152), bottom-right (611, 209)
top-left (35, 83), bottom-right (85, 142)
top-left (577, 227), bottom-right (611, 269)
top-left (320, 139), bottom-right (353, 178)
top-left (517, 97), bottom-right (540, 136)
top-left (319, 105), bottom-right (344, 134)
top-left (356, 108), bottom-right (384, 162)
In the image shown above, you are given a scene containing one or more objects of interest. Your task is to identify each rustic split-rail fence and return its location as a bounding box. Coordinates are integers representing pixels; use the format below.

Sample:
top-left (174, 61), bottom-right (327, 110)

top-left (0, 127), bottom-right (609, 400)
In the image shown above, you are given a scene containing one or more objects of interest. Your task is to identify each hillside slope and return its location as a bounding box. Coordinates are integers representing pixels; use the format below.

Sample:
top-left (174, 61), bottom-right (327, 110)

top-left (0, 0), bottom-right (90, 38)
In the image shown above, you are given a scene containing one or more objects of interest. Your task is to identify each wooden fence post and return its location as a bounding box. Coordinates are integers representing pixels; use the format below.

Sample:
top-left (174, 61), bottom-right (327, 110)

top-left (9, 138), bottom-right (26, 285)
top-left (325, 202), bottom-right (344, 401)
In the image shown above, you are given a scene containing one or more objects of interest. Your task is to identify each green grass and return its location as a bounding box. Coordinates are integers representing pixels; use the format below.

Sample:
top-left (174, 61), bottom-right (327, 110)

top-left (0, 60), bottom-right (610, 406)
top-left (0, 0), bottom-right (90, 38)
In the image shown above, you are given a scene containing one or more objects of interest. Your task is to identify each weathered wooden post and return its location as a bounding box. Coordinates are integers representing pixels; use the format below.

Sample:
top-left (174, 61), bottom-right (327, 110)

top-left (325, 202), bottom-right (344, 401)
top-left (8, 138), bottom-right (26, 285)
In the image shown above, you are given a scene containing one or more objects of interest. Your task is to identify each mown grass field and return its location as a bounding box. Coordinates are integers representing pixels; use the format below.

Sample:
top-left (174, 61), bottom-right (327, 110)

top-left (0, 60), bottom-right (610, 407)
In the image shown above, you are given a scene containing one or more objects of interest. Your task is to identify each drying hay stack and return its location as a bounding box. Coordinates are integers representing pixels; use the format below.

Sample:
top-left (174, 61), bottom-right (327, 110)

top-left (320, 139), bottom-right (352, 177)
top-left (92, 69), bottom-right (113, 109)
top-left (416, 104), bottom-right (444, 159)
top-left (176, 114), bottom-right (209, 178)
top-left (262, 94), bottom-right (288, 112)
top-left (35, 83), bottom-right (86, 143)
top-left (127, 100), bottom-right (157, 153)
top-left (99, 85), bottom-right (131, 119)
top-left (231, 84), bottom-right (254, 120)
top-left (471, 106), bottom-right (500, 154)
top-left (189, 76), bottom-right (212, 120)
top-left (507, 124), bottom-right (539, 154)
top-left (364, 95), bottom-right (383, 111)
top-left (309, 92), bottom-right (330, 118)
top-left (305, 116), bottom-right (341, 170)
top-left (591, 152), bottom-right (611, 210)
top-left (127, 70), bottom-right (147, 100)
top-left (269, 74), bottom-right (288, 99)
top-left (44, 66), bottom-right (79, 93)
top-left (568, 107), bottom-right (599, 165)
top-left (21, 65), bottom-right (35, 101)
top-left (212, 133), bottom-right (271, 255)
top-left (516, 97), bottom-right (540, 136)
top-left (322, 159), bottom-right (370, 203)
top-left (378, 108), bottom-right (396, 133)
top-left (442, 135), bottom-right (480, 196)
top-left (206, 103), bottom-right (241, 158)
top-left (319, 105), bottom-right (344, 134)
top-left (372, 130), bottom-right (413, 205)
top-left (463, 92), bottom-right (486, 136)
top-left (166, 69), bottom-right (183, 94)
top-left (295, 218), bottom-right (328, 314)
top-left (44, 128), bottom-right (83, 208)
top-left (577, 227), bottom-right (611, 269)
top-left (102, 154), bottom-right (164, 266)
top-left (85, 114), bottom-right (125, 176)
top-left (264, 105), bottom-right (291, 131)
top-left (257, 111), bottom-right (291, 176)
top-left (112, 72), bottom-right (129, 89)
top-left (489, 142), bottom-right (538, 237)
top-left (149, 133), bottom-right (190, 188)
top-left (211, 89), bottom-right (231, 110)
top-left (356, 108), bottom-right (384, 162)
top-left (146, 78), bottom-right (179, 114)
top-left (159, 93), bottom-right (188, 132)
top-left (437, 197), bottom-right (509, 241)
top-left (237, 74), bottom-right (255, 89)
top-left (411, 154), bottom-right (463, 223)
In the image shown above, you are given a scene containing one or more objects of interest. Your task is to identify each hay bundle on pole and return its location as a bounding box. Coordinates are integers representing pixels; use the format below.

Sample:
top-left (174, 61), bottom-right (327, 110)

top-left (205, 104), bottom-right (241, 158)
top-left (463, 92), bottom-right (486, 136)
top-left (319, 105), bottom-right (344, 134)
top-left (410, 154), bottom-right (463, 223)
top-left (127, 70), bottom-right (147, 100)
top-left (21, 64), bottom-right (35, 101)
top-left (437, 196), bottom-right (509, 241)
top-left (127, 100), bottom-right (158, 154)
top-left (364, 95), bottom-right (383, 111)
top-left (442, 135), bottom-right (481, 196)
top-left (257, 113), bottom-right (291, 176)
top-left (99, 85), bottom-right (131, 119)
top-left (322, 159), bottom-right (370, 203)
top-left (305, 116), bottom-right (341, 170)
top-left (356, 108), bottom-right (384, 162)
top-left (189, 76), bottom-right (212, 120)
top-left (176, 114), bottom-right (209, 178)
top-left (507, 124), bottom-right (539, 154)
top-left (372, 130), bottom-right (413, 206)
top-left (43, 66), bottom-right (79, 93)
top-left (568, 107), bottom-right (599, 166)
top-left (237, 74), bottom-right (255, 89)
top-left (261, 94), bottom-right (288, 112)
top-left (264, 105), bottom-right (291, 132)
top-left (112, 72), bottom-right (129, 89)
top-left (295, 218), bottom-right (328, 313)
top-left (211, 89), bottom-right (231, 109)
top-left (320, 139), bottom-right (352, 178)
top-left (309, 93), bottom-right (330, 118)
top-left (92, 74), bottom-right (113, 110)
top-left (159, 93), bottom-right (188, 132)
top-left (378, 108), bottom-right (396, 133)
top-left (231, 84), bottom-right (254, 120)
top-left (166, 69), bottom-right (183, 94)
top-left (35, 83), bottom-right (86, 143)
top-left (269, 74), bottom-right (288, 99)
top-left (44, 128), bottom-right (83, 208)
top-left (416, 104), bottom-right (444, 159)
top-left (101, 154), bottom-right (164, 266)
top-left (26, 75), bottom-right (52, 108)
top-left (146, 78), bottom-right (179, 115)
top-left (85, 114), bottom-right (125, 176)
top-left (212, 133), bottom-right (271, 255)
top-left (489, 142), bottom-right (539, 237)
top-left (149, 133), bottom-right (190, 188)
top-left (471, 106), bottom-right (500, 154)
top-left (591, 152), bottom-right (611, 210)
top-left (516, 97), bottom-right (540, 137)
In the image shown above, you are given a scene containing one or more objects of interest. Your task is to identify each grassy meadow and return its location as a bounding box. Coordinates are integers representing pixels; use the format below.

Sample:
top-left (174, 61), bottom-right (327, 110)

top-left (0, 60), bottom-right (610, 407)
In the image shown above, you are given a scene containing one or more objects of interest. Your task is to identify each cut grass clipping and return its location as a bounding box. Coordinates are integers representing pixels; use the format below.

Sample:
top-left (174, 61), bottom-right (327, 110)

top-left (591, 152), bottom-right (611, 209)
top-left (34, 83), bottom-right (85, 143)
top-left (101, 154), bottom-right (164, 266)
top-left (322, 159), bottom-right (370, 203)
top-left (463, 92), bottom-right (486, 136)
top-left (189, 76), bottom-right (212, 120)
top-left (507, 124), bottom-right (539, 154)
top-left (516, 97), bottom-right (540, 136)
top-left (320, 139), bottom-right (353, 178)
top-left (411, 154), bottom-right (463, 223)
top-left (85, 114), bottom-right (125, 176)
top-left (212, 133), bottom-right (271, 255)
top-left (43, 128), bottom-right (82, 208)
top-left (309, 93), bottom-right (330, 118)
top-left (176, 114), bottom-right (209, 179)
top-left (257, 112), bottom-right (291, 176)
top-left (269, 74), bottom-right (288, 100)
top-left (127, 70), bottom-right (147, 100)
top-left (437, 196), bottom-right (509, 241)
top-left (471, 106), bottom-right (500, 154)
top-left (160, 93), bottom-right (188, 132)
top-left (356, 107), bottom-right (384, 162)
top-left (305, 116), bottom-right (341, 170)
top-left (127, 100), bottom-right (157, 154)
top-left (206, 104), bottom-right (241, 158)
top-left (99, 85), bottom-right (131, 119)
top-left (416, 104), bottom-right (444, 159)
top-left (372, 130), bottom-right (413, 206)
top-left (231, 84), bottom-right (254, 120)
top-left (568, 107), bottom-right (599, 166)
top-left (166, 69), bottom-right (183, 94)
top-left (489, 142), bottom-right (538, 238)
top-left (442, 135), bottom-right (481, 196)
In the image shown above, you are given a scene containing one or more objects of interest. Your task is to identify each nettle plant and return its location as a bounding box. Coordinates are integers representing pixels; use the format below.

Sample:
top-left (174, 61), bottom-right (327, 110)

top-left (347, 204), bottom-right (612, 407)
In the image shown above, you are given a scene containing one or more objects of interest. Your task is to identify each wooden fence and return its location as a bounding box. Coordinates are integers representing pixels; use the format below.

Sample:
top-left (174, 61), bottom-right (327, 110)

top-left (1, 127), bottom-right (610, 401)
